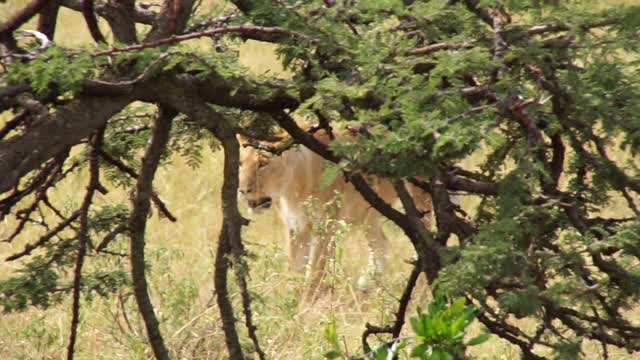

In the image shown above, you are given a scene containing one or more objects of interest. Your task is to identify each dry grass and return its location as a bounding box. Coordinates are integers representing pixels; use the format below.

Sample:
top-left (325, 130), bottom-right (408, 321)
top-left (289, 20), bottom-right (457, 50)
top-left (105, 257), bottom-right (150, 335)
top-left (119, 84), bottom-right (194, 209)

top-left (1, 0), bottom-right (640, 359)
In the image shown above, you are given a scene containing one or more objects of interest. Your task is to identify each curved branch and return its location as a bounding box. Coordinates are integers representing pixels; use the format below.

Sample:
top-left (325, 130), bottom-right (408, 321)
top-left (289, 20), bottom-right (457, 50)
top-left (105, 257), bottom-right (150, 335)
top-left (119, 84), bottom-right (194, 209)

top-left (128, 107), bottom-right (174, 360)
top-left (67, 126), bottom-right (104, 360)
top-left (37, 0), bottom-right (61, 39)
top-left (0, 0), bottom-right (51, 51)
top-left (82, 0), bottom-right (106, 43)
top-left (362, 265), bottom-right (420, 353)
top-left (217, 127), bottom-right (264, 360)
top-left (150, 80), bottom-right (261, 359)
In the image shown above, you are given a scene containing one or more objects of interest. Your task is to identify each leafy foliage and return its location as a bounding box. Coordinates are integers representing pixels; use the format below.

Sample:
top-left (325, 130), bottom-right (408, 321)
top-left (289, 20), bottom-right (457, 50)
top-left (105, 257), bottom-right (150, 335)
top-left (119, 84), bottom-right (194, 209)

top-left (7, 45), bottom-right (96, 94)
top-left (323, 295), bottom-right (487, 359)
top-left (408, 296), bottom-right (488, 359)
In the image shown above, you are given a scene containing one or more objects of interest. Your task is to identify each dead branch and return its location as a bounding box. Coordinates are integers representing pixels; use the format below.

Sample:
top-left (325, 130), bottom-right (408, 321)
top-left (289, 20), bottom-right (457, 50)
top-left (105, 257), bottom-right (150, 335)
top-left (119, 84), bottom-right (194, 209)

top-left (2, 161), bottom-right (63, 243)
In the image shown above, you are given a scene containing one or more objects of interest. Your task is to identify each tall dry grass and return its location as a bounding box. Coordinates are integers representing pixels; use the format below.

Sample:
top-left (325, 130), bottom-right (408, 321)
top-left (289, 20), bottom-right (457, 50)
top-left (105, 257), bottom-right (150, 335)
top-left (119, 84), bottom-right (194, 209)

top-left (1, 0), bottom-right (639, 359)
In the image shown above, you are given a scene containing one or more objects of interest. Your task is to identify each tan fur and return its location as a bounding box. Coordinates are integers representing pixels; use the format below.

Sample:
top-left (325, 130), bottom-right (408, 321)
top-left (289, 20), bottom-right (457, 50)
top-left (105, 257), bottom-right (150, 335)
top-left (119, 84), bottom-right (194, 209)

top-left (238, 131), bottom-right (433, 288)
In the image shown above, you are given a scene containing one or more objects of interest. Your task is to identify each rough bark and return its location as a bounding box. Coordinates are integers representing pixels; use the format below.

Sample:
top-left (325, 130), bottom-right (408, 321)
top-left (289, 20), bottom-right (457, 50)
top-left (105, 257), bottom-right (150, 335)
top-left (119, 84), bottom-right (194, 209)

top-left (37, 0), bottom-right (61, 39)
top-left (214, 225), bottom-right (244, 360)
top-left (0, 95), bottom-right (133, 194)
top-left (144, 0), bottom-right (197, 42)
top-left (101, 0), bottom-right (138, 44)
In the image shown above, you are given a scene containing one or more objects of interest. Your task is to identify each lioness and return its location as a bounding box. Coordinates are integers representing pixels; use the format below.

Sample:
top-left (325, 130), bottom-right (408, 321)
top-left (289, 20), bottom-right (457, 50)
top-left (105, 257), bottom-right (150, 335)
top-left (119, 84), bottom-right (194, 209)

top-left (238, 130), bottom-right (433, 287)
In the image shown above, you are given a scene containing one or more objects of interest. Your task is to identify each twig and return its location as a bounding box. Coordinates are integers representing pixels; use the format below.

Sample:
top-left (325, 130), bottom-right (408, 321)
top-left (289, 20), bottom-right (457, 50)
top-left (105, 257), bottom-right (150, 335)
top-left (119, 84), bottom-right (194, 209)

top-left (89, 51), bottom-right (177, 87)
top-left (0, 160), bottom-right (57, 218)
top-left (2, 162), bottom-right (63, 243)
top-left (95, 223), bottom-right (128, 252)
top-left (5, 209), bottom-right (81, 261)
top-left (408, 41), bottom-right (475, 56)
top-left (118, 291), bottom-right (138, 336)
top-left (98, 149), bottom-right (177, 221)
top-left (362, 265), bottom-right (420, 352)
top-left (621, 188), bottom-right (640, 218)
top-left (93, 25), bottom-right (317, 56)
top-left (475, 310), bottom-right (545, 360)
top-left (526, 18), bottom-right (619, 35)
top-left (186, 14), bottom-right (239, 32)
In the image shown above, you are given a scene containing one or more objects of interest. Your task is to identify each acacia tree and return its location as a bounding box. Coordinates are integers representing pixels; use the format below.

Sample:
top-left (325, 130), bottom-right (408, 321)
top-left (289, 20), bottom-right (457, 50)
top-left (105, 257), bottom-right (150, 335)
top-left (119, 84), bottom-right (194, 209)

top-left (1, 0), bottom-right (640, 359)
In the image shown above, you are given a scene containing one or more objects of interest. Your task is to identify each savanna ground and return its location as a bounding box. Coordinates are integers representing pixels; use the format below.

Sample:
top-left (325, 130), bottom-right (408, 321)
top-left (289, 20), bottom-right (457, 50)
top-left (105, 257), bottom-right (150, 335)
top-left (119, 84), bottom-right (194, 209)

top-left (1, 1), bottom-right (639, 359)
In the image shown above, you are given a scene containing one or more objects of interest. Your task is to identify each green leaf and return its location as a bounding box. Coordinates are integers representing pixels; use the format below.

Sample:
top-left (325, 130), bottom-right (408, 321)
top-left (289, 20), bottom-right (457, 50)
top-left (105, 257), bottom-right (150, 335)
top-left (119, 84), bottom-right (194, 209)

top-left (467, 333), bottom-right (491, 346)
top-left (410, 343), bottom-right (429, 357)
top-left (374, 346), bottom-right (389, 360)
top-left (430, 349), bottom-right (453, 360)
top-left (324, 350), bottom-right (342, 359)
top-left (411, 314), bottom-right (425, 336)
top-left (320, 162), bottom-right (341, 190)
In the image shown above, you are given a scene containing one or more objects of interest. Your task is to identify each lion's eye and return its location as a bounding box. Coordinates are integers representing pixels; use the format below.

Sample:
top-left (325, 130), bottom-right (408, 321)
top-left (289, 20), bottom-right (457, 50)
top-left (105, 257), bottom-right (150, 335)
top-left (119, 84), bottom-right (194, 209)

top-left (258, 162), bottom-right (268, 169)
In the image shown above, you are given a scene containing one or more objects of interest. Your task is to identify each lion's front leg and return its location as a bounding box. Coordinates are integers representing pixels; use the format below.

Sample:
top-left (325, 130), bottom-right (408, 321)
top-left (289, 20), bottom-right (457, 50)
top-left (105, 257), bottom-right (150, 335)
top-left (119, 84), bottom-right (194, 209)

top-left (304, 231), bottom-right (331, 300)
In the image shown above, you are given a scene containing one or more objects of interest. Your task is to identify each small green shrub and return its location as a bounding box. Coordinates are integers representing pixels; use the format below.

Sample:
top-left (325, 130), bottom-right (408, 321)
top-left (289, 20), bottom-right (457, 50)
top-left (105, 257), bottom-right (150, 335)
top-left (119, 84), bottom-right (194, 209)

top-left (325, 294), bottom-right (488, 359)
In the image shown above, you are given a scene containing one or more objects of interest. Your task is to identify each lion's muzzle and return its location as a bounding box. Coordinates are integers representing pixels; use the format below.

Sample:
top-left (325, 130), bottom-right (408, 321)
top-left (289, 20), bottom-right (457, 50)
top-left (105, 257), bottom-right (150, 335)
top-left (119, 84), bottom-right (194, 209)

top-left (247, 196), bottom-right (272, 210)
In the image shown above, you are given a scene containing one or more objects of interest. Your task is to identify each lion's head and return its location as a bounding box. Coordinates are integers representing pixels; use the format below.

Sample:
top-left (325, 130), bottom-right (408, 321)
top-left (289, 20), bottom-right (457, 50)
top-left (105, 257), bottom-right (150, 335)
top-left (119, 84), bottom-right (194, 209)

top-left (238, 138), bottom-right (288, 213)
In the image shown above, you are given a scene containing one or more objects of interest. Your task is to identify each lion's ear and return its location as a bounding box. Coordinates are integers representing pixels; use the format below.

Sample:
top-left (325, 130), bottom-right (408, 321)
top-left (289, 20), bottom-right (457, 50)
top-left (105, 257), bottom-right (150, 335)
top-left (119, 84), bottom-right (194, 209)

top-left (236, 134), bottom-right (248, 146)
